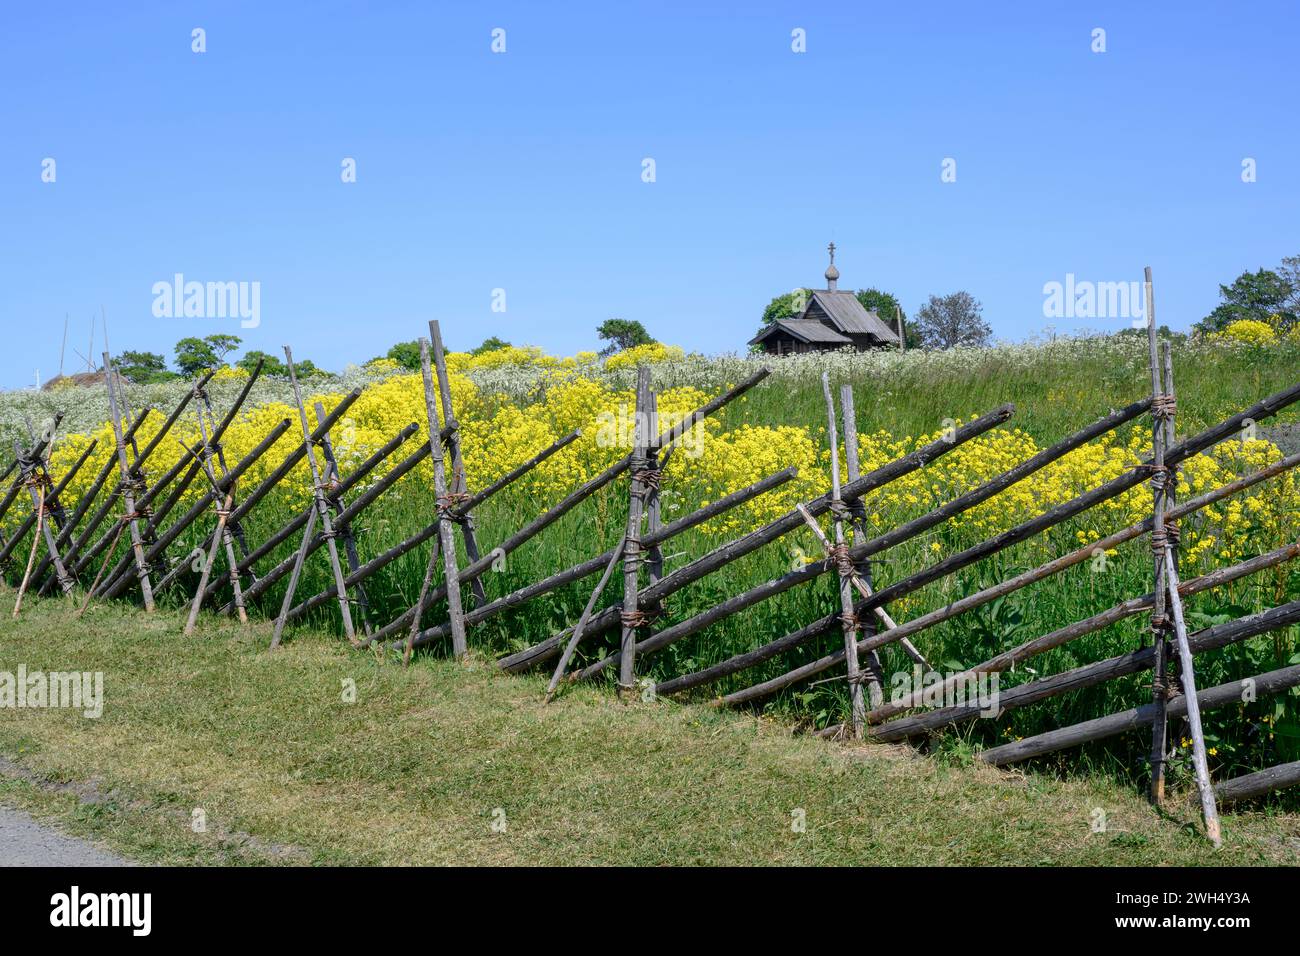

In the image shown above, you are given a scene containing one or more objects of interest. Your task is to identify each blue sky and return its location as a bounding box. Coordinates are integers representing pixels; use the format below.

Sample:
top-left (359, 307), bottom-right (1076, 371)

top-left (1, 1), bottom-right (1297, 387)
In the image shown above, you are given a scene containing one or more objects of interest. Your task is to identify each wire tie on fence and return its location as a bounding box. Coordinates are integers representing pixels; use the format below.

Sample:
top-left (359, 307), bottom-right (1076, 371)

top-left (620, 609), bottom-right (648, 629)
top-left (1165, 521), bottom-right (1180, 544)
top-left (829, 499), bottom-right (853, 523)
top-left (826, 542), bottom-right (855, 577)
top-left (1150, 527), bottom-right (1168, 553)
top-left (1152, 394), bottom-right (1177, 419)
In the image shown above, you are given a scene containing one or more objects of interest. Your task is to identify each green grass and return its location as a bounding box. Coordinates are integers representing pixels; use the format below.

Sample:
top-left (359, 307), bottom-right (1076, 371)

top-left (2, 594), bottom-right (1298, 865)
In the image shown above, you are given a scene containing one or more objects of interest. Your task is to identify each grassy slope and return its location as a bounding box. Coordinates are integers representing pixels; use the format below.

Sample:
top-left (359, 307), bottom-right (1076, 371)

top-left (1, 594), bottom-right (1297, 865)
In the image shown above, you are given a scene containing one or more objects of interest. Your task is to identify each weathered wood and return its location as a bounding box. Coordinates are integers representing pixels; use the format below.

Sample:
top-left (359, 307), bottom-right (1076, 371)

top-left (386, 372), bottom-right (776, 655)
top-left (102, 351), bottom-right (155, 610)
top-left (822, 374), bottom-right (864, 735)
top-left (980, 663), bottom-right (1300, 768)
top-left (99, 418), bottom-right (294, 599)
top-left (416, 336), bottom-right (467, 657)
top-left (1145, 267), bottom-right (1172, 806)
top-left (716, 382), bottom-right (1300, 708)
top-left (280, 427), bottom-right (576, 623)
top-left (1214, 760), bottom-right (1300, 805)
top-left (35, 406), bottom-right (148, 583)
top-left (503, 403), bottom-right (1016, 676)
top-left (617, 366), bottom-right (653, 695)
top-left (0, 414), bottom-right (63, 525)
top-left (0, 438), bottom-right (97, 568)
top-left (399, 466), bottom-right (797, 652)
top-left (864, 449), bottom-right (1300, 725)
top-left (567, 399), bottom-right (1146, 686)
top-left (70, 367), bottom-right (271, 591)
top-left (872, 588), bottom-right (1300, 742)
top-left (105, 388), bottom-right (360, 599)
top-left (840, 384), bottom-right (886, 709)
top-left (547, 535), bottom-right (627, 698)
top-left (271, 505), bottom-right (318, 650)
top-left (314, 399), bottom-right (372, 633)
top-left (644, 392), bottom-right (667, 589)
top-left (1162, 545), bottom-right (1222, 844)
top-left (183, 405), bottom-right (247, 631)
top-left (430, 320), bottom-right (487, 606)
top-left (281, 345), bottom-right (357, 643)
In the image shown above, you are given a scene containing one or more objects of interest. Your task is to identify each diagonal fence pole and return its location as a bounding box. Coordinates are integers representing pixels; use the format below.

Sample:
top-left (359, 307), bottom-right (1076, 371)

top-left (313, 400), bottom-right (373, 634)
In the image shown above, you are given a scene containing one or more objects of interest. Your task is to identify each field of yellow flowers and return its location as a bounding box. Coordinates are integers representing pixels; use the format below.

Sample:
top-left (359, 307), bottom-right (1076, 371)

top-left (3, 332), bottom-right (1300, 790)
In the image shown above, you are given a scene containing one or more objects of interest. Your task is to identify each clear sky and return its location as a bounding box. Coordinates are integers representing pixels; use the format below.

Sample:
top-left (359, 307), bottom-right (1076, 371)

top-left (2, 1), bottom-right (1297, 387)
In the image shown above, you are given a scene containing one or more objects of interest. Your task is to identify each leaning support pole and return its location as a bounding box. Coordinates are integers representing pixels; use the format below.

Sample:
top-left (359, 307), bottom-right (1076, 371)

top-left (102, 352), bottom-right (155, 611)
top-left (1161, 545), bottom-right (1223, 845)
top-left (1146, 266), bottom-right (1173, 806)
top-left (281, 345), bottom-right (357, 644)
top-left (430, 320), bottom-right (487, 606)
top-left (183, 405), bottom-right (247, 632)
top-left (547, 535), bottom-right (627, 699)
top-left (618, 367), bottom-right (654, 697)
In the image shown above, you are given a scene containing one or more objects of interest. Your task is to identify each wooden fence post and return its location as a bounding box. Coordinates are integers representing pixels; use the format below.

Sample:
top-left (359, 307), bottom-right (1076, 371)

top-left (102, 352), bottom-right (155, 611)
top-left (840, 383), bottom-right (886, 712)
top-left (619, 366), bottom-right (653, 699)
top-left (274, 346), bottom-right (357, 646)
top-left (429, 320), bottom-right (487, 606)
top-left (313, 400), bottom-right (372, 634)
top-left (1145, 266), bottom-right (1173, 806)
top-left (822, 374), bottom-right (865, 736)
top-left (417, 336), bottom-right (468, 658)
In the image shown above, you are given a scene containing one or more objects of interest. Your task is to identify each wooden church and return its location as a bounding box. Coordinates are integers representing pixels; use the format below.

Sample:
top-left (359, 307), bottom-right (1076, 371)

top-left (749, 244), bottom-right (902, 355)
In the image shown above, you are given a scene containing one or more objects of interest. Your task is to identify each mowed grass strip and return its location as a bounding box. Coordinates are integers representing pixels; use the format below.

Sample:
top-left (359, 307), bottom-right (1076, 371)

top-left (0, 593), bottom-right (1296, 865)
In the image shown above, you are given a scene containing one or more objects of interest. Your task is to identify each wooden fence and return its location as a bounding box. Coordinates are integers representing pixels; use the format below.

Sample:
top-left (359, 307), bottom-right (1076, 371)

top-left (4, 290), bottom-right (1300, 843)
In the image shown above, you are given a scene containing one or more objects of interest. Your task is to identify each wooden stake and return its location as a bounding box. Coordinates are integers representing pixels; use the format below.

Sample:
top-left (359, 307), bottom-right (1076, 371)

top-left (429, 320), bottom-right (487, 606)
top-left (102, 351), bottom-right (155, 611)
top-left (619, 366), bottom-right (653, 698)
top-left (314, 400), bottom-right (372, 634)
top-left (821, 374), bottom-right (865, 735)
top-left (839, 383), bottom-right (887, 710)
top-left (1144, 266), bottom-right (1173, 806)
top-left (281, 346), bottom-right (356, 644)
top-left (548, 534), bottom-right (627, 699)
top-left (419, 336), bottom-right (468, 658)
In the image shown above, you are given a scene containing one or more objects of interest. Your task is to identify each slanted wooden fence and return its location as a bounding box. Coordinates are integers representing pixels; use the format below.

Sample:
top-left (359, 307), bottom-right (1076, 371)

top-left (5, 279), bottom-right (1300, 842)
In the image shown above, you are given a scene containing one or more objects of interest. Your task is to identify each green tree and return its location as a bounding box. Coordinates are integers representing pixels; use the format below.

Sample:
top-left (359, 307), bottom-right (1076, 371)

top-left (205, 334), bottom-right (242, 363)
top-left (115, 350), bottom-right (176, 384)
top-left (174, 337), bottom-right (219, 376)
top-left (471, 336), bottom-right (511, 356)
top-left (384, 340), bottom-right (422, 371)
top-left (914, 291), bottom-right (992, 349)
top-left (596, 319), bottom-right (654, 355)
top-left (1195, 267), bottom-right (1297, 334)
top-left (236, 350), bottom-right (287, 376)
top-left (855, 288), bottom-right (920, 348)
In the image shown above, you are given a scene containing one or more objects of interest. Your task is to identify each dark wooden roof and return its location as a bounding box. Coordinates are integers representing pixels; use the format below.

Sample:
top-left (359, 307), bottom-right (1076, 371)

top-left (808, 290), bottom-right (901, 344)
top-left (748, 318), bottom-right (852, 346)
